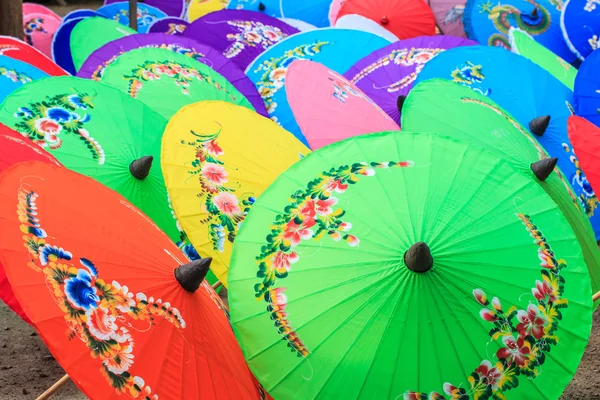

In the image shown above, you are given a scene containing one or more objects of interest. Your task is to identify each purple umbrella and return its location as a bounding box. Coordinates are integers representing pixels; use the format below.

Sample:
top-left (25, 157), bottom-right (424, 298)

top-left (103, 0), bottom-right (185, 18)
top-left (148, 17), bottom-right (189, 35)
top-left (184, 9), bottom-right (299, 71)
top-left (343, 35), bottom-right (478, 124)
top-left (76, 33), bottom-right (268, 116)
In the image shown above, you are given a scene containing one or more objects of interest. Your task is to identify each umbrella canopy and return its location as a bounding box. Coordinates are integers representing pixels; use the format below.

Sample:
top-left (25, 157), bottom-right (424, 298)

top-left (509, 27), bottom-right (577, 90)
top-left (228, 130), bottom-right (592, 400)
top-left (329, 0), bottom-right (346, 23)
top-left (402, 78), bottom-right (600, 295)
top-left (22, 11), bottom-right (62, 58)
top-left (69, 17), bottom-right (136, 73)
top-left (463, 0), bottom-right (576, 63)
top-left (100, 47), bottom-right (256, 120)
top-left (0, 161), bottom-right (263, 399)
top-left (344, 35), bottom-right (478, 124)
top-left (0, 124), bottom-right (60, 325)
top-left (76, 34), bottom-right (267, 116)
top-left (162, 101), bottom-right (309, 287)
top-left (147, 17), bottom-right (190, 34)
top-left (561, 0), bottom-right (600, 61)
top-left (278, 18), bottom-right (317, 31)
top-left (184, 10), bottom-right (299, 72)
top-left (104, 0), bottom-right (185, 18)
top-left (286, 60), bottom-right (399, 149)
top-left (0, 76), bottom-right (213, 277)
top-left (429, 0), bottom-right (467, 37)
top-left (337, 0), bottom-right (437, 39)
top-left (62, 9), bottom-right (98, 23)
top-left (187, 0), bottom-right (230, 22)
top-left (574, 48), bottom-right (600, 128)
top-left (415, 46), bottom-right (600, 237)
top-left (0, 55), bottom-right (49, 103)
top-left (51, 17), bottom-right (87, 75)
top-left (246, 28), bottom-right (390, 146)
top-left (568, 116), bottom-right (600, 202)
top-left (0, 35), bottom-right (67, 76)
top-left (97, 2), bottom-right (168, 33)
top-left (334, 14), bottom-right (400, 42)
top-left (226, 0), bottom-right (331, 28)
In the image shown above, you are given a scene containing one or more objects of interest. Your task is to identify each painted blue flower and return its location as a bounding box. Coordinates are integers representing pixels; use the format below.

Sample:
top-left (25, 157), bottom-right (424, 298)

top-left (68, 94), bottom-right (87, 109)
top-left (80, 114), bottom-right (91, 123)
top-left (280, 56), bottom-right (298, 69)
top-left (179, 242), bottom-right (201, 261)
top-left (40, 244), bottom-right (72, 265)
top-left (15, 107), bottom-right (33, 118)
top-left (46, 107), bottom-right (75, 123)
top-left (80, 258), bottom-right (97, 277)
top-left (64, 269), bottom-right (100, 311)
top-left (215, 225), bottom-right (226, 252)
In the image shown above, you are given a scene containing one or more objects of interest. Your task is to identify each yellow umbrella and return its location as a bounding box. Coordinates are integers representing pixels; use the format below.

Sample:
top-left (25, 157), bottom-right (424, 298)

top-left (187, 0), bottom-right (229, 22)
top-left (162, 101), bottom-right (310, 286)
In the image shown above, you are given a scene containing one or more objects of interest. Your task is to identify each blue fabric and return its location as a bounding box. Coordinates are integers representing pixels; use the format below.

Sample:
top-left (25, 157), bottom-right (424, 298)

top-left (0, 56), bottom-right (49, 103)
top-left (575, 49), bottom-right (600, 128)
top-left (227, 0), bottom-right (330, 28)
top-left (97, 2), bottom-right (167, 33)
top-left (52, 18), bottom-right (87, 75)
top-left (63, 9), bottom-right (99, 23)
top-left (463, 0), bottom-right (577, 63)
top-left (246, 28), bottom-right (390, 146)
top-left (416, 45), bottom-right (600, 238)
top-left (561, 0), bottom-right (600, 61)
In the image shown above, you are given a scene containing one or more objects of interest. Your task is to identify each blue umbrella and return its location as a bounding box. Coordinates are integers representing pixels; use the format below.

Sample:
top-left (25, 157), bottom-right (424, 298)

top-left (227, 0), bottom-right (331, 28)
top-left (561, 0), bottom-right (600, 61)
top-left (52, 17), bottom-right (92, 75)
top-left (416, 45), bottom-right (600, 237)
top-left (97, 2), bottom-right (168, 33)
top-left (246, 28), bottom-right (390, 146)
top-left (463, 0), bottom-right (577, 63)
top-left (574, 49), bottom-right (600, 128)
top-left (0, 56), bottom-right (49, 103)
top-left (62, 9), bottom-right (99, 23)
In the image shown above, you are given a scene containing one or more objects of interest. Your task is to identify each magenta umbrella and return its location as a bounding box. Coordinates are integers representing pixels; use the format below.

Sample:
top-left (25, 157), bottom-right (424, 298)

top-left (344, 35), bottom-right (478, 124)
top-left (76, 33), bottom-right (268, 116)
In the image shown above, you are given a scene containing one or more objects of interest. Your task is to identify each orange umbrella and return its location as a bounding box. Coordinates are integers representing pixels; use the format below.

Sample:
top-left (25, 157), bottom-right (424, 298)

top-left (568, 115), bottom-right (600, 202)
top-left (337, 0), bottom-right (436, 39)
top-left (0, 161), bottom-right (264, 400)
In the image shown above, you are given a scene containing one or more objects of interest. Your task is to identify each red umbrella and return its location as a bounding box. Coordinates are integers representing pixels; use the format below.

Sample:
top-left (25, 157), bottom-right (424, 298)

top-left (567, 115), bottom-right (600, 198)
top-left (0, 35), bottom-right (68, 76)
top-left (0, 123), bottom-right (61, 325)
top-left (337, 0), bottom-right (436, 39)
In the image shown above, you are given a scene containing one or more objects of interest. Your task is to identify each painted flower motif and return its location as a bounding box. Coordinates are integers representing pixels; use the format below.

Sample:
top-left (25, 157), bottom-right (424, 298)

top-left (86, 306), bottom-right (118, 341)
top-left (201, 163), bottom-right (228, 185)
top-left (532, 279), bottom-right (558, 303)
top-left (473, 289), bottom-right (489, 306)
top-left (496, 334), bottom-right (532, 367)
top-left (39, 244), bottom-right (72, 266)
top-left (103, 342), bottom-right (134, 375)
top-left (474, 360), bottom-right (503, 391)
top-left (46, 107), bottom-right (75, 123)
top-left (212, 192), bottom-right (241, 216)
top-left (205, 140), bottom-right (223, 156)
top-left (516, 304), bottom-right (548, 339)
top-left (64, 269), bottom-right (100, 311)
top-left (269, 67), bottom-right (288, 88)
top-left (479, 308), bottom-right (498, 322)
top-left (35, 118), bottom-right (62, 140)
top-left (243, 31), bottom-right (262, 43)
top-left (273, 251), bottom-right (299, 273)
top-left (315, 197), bottom-right (338, 216)
top-left (214, 224), bottom-right (226, 252)
top-left (68, 94), bottom-right (88, 109)
top-left (443, 383), bottom-right (468, 399)
top-left (283, 219), bottom-right (315, 246)
top-left (324, 178), bottom-right (348, 194)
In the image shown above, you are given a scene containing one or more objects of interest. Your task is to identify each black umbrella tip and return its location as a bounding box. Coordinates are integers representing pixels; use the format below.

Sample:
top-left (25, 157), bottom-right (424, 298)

top-left (397, 95), bottom-right (407, 112)
top-left (531, 157), bottom-right (558, 182)
top-left (129, 155), bottom-right (154, 180)
top-left (529, 115), bottom-right (551, 136)
top-left (404, 242), bottom-right (433, 273)
top-left (174, 258), bottom-right (213, 293)
top-left (258, 2), bottom-right (266, 11)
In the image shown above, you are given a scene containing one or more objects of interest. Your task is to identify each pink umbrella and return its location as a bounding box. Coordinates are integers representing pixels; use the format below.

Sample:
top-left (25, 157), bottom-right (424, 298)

top-left (429, 0), bottom-right (466, 37)
top-left (329, 0), bottom-right (347, 24)
top-left (286, 59), bottom-right (400, 149)
top-left (22, 4), bottom-right (62, 58)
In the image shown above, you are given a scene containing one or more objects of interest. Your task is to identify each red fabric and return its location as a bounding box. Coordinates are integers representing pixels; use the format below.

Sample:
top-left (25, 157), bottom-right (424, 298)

top-left (0, 35), bottom-right (68, 76)
top-left (568, 116), bottom-right (600, 196)
top-left (0, 124), bottom-right (61, 325)
top-left (338, 0), bottom-right (436, 39)
top-left (0, 161), bottom-right (264, 399)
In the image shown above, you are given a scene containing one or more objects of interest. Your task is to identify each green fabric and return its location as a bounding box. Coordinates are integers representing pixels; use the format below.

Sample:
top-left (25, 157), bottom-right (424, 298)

top-left (510, 28), bottom-right (576, 90)
top-left (0, 76), bottom-right (216, 284)
top-left (229, 131), bottom-right (592, 399)
top-left (70, 17), bottom-right (135, 72)
top-left (402, 78), bottom-right (600, 299)
top-left (100, 47), bottom-right (255, 120)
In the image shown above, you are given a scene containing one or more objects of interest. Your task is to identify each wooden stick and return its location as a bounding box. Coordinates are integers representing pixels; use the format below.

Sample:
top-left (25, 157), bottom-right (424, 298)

top-left (128, 0), bottom-right (138, 31)
top-left (212, 281), bottom-right (223, 290)
top-left (593, 291), bottom-right (600, 302)
top-left (36, 374), bottom-right (70, 400)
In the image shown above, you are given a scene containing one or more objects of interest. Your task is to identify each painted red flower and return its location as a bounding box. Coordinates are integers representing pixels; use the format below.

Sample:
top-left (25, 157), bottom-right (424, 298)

top-left (212, 192), bottom-right (241, 216)
top-left (206, 140), bottom-right (223, 156)
top-left (283, 219), bottom-right (315, 246)
top-left (201, 163), bottom-right (228, 185)
top-left (316, 197), bottom-right (338, 216)
top-left (532, 279), bottom-right (558, 303)
top-left (479, 308), bottom-right (497, 322)
top-left (473, 289), bottom-right (489, 306)
top-left (474, 360), bottom-right (503, 390)
top-left (538, 248), bottom-right (557, 269)
top-left (325, 178), bottom-right (348, 194)
top-left (496, 334), bottom-right (531, 367)
top-left (516, 304), bottom-right (548, 339)
top-left (299, 199), bottom-right (317, 220)
top-left (273, 251), bottom-right (299, 272)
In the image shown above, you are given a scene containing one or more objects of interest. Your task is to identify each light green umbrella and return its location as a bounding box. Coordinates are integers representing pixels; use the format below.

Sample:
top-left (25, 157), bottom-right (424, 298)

top-left (100, 47), bottom-right (255, 120)
top-left (0, 76), bottom-right (217, 284)
top-left (509, 28), bottom-right (577, 90)
top-left (70, 17), bottom-right (135, 72)
top-left (402, 78), bottom-right (600, 299)
top-left (229, 131), bottom-right (591, 400)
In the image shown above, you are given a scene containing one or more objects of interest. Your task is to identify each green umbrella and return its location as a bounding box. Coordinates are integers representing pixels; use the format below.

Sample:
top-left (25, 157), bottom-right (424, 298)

top-left (0, 76), bottom-right (217, 284)
top-left (509, 28), bottom-right (577, 91)
top-left (70, 17), bottom-right (135, 73)
top-left (100, 47), bottom-right (255, 120)
top-left (402, 78), bottom-right (600, 298)
top-left (229, 131), bottom-right (592, 399)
